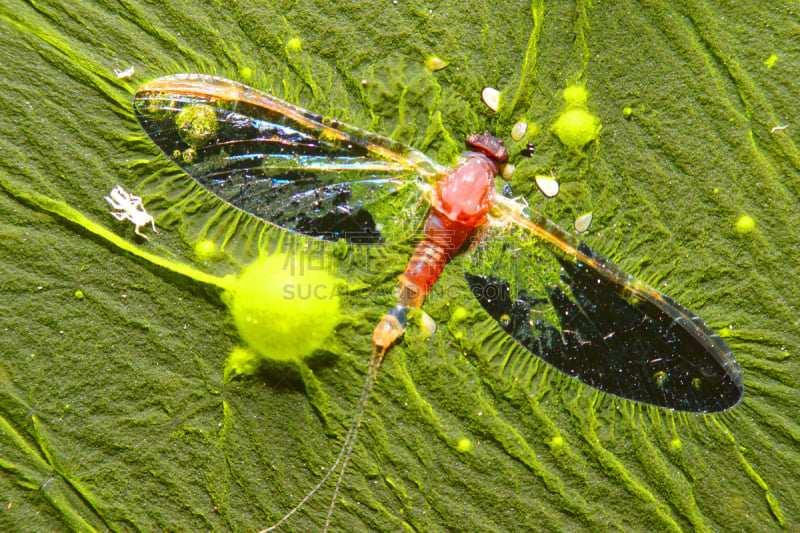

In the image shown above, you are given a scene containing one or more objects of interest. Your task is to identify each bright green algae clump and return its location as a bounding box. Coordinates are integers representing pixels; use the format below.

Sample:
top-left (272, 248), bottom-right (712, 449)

top-left (223, 253), bottom-right (341, 367)
top-left (552, 108), bottom-right (600, 149)
top-left (735, 214), bottom-right (756, 234)
top-left (193, 239), bottom-right (217, 261)
top-left (551, 84), bottom-right (601, 149)
top-left (175, 105), bottom-right (217, 147)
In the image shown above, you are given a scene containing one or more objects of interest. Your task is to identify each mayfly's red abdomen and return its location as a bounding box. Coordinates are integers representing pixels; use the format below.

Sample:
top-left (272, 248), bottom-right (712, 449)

top-left (397, 212), bottom-right (474, 308)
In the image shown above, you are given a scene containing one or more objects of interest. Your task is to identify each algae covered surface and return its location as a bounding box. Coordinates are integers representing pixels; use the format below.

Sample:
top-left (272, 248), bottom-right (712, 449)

top-left (1, 0), bottom-right (799, 531)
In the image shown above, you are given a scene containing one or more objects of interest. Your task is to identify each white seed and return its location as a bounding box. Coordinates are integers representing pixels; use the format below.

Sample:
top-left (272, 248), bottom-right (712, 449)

top-left (535, 175), bottom-right (560, 198)
top-left (501, 163), bottom-right (515, 180)
top-left (574, 212), bottom-right (593, 233)
top-left (425, 56), bottom-right (448, 71)
top-left (481, 87), bottom-right (500, 111)
top-left (511, 120), bottom-right (528, 141)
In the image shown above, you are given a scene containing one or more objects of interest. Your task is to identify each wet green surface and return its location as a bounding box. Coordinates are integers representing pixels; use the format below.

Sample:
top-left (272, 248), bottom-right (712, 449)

top-left (1, 0), bottom-right (799, 531)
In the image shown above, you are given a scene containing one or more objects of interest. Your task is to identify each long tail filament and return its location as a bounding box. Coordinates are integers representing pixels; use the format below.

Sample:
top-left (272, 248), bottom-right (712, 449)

top-left (259, 344), bottom-right (388, 533)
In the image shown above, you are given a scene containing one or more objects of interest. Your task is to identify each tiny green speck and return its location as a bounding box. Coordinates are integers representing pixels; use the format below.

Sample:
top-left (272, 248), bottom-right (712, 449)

top-left (451, 307), bottom-right (468, 321)
top-left (735, 214), bottom-right (755, 234)
top-left (670, 438), bottom-right (682, 451)
top-left (456, 438), bottom-right (473, 452)
top-left (194, 239), bottom-right (216, 260)
top-left (286, 37), bottom-right (302, 52)
top-left (623, 106), bottom-right (633, 118)
top-left (763, 54), bottom-right (779, 69)
top-left (239, 67), bottom-right (253, 80)
top-left (548, 435), bottom-right (565, 453)
top-left (74, 290), bottom-right (85, 299)
top-left (182, 147), bottom-right (197, 163)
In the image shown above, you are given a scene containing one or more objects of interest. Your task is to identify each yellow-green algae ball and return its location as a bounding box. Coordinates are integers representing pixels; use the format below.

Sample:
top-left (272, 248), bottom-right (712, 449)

top-left (735, 214), bottom-right (755, 234)
top-left (456, 438), bottom-right (473, 453)
top-left (224, 253), bottom-right (341, 363)
top-left (551, 108), bottom-right (601, 149)
top-left (286, 37), bottom-right (303, 52)
top-left (451, 307), bottom-right (469, 322)
top-left (225, 346), bottom-right (261, 379)
top-left (547, 435), bottom-right (565, 453)
top-left (194, 239), bottom-right (216, 261)
top-left (175, 105), bottom-right (217, 147)
top-left (562, 85), bottom-right (588, 107)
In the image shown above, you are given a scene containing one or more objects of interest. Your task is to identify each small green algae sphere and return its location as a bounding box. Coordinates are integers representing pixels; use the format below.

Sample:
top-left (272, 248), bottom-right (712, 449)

top-left (225, 253), bottom-right (340, 364)
top-left (551, 108), bottom-right (601, 149)
top-left (286, 37), bottom-right (303, 52)
top-left (735, 214), bottom-right (755, 234)
top-left (548, 435), bottom-right (565, 452)
top-left (562, 85), bottom-right (588, 106)
top-left (451, 307), bottom-right (468, 322)
top-left (175, 105), bottom-right (217, 148)
top-left (456, 438), bottom-right (473, 453)
top-left (225, 346), bottom-right (261, 379)
top-left (194, 239), bottom-right (216, 261)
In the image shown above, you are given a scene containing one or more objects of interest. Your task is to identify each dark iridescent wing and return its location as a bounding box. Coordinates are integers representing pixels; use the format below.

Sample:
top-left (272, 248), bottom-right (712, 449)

top-left (464, 197), bottom-right (742, 413)
top-left (133, 74), bottom-right (446, 244)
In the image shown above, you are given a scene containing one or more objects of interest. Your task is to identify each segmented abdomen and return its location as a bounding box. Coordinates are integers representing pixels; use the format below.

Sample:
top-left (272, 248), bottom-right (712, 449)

top-left (397, 209), bottom-right (476, 308)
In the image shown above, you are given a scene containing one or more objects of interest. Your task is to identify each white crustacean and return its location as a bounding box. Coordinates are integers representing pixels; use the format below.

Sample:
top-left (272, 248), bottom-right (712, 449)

top-left (104, 185), bottom-right (157, 240)
top-left (114, 65), bottom-right (135, 79)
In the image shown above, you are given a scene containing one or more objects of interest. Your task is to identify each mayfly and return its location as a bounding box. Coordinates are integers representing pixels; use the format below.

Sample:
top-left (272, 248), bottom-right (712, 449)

top-left (133, 74), bottom-right (743, 531)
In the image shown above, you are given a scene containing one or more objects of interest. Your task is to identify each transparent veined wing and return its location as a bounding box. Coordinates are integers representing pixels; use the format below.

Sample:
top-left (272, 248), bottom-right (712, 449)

top-left (464, 196), bottom-right (743, 413)
top-left (133, 74), bottom-right (447, 244)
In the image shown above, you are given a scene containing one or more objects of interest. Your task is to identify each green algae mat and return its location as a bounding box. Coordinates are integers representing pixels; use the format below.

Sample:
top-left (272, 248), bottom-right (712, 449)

top-left (1, 1), bottom-right (799, 531)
